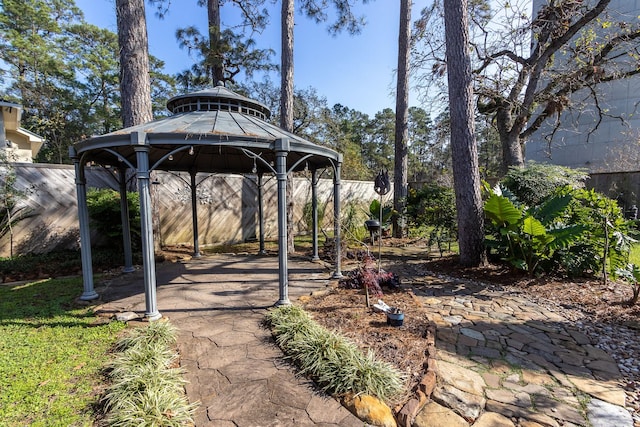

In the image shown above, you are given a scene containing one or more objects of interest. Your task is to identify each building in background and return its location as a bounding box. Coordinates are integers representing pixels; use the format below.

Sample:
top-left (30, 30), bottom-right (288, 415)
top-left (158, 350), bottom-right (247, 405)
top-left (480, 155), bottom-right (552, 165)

top-left (1, 101), bottom-right (43, 162)
top-left (525, 0), bottom-right (640, 210)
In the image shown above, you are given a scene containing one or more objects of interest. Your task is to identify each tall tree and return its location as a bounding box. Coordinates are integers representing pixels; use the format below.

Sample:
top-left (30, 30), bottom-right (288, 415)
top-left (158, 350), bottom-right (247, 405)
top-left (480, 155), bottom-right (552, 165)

top-left (414, 0), bottom-right (640, 174)
top-left (69, 23), bottom-right (121, 135)
top-left (365, 108), bottom-right (395, 172)
top-left (443, 0), bottom-right (486, 266)
top-left (280, 0), bottom-right (296, 253)
top-left (323, 104), bottom-right (371, 180)
top-left (0, 0), bottom-right (128, 163)
top-left (407, 106), bottom-right (437, 183)
top-left (279, 0), bottom-right (370, 251)
top-left (168, 0), bottom-right (274, 88)
top-left (393, 0), bottom-right (411, 238)
top-left (116, 0), bottom-right (152, 127)
top-left (280, 0), bottom-right (295, 132)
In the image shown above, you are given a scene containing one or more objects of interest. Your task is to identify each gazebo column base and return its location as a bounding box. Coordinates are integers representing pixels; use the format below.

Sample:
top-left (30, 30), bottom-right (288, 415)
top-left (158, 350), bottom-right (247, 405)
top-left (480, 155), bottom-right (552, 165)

top-left (145, 312), bottom-right (162, 321)
top-left (79, 291), bottom-right (99, 301)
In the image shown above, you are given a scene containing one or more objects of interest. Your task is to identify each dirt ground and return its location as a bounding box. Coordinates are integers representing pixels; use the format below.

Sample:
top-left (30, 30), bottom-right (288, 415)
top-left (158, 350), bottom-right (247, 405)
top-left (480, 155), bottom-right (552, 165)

top-left (416, 252), bottom-right (640, 327)
top-left (299, 238), bottom-right (640, 403)
top-left (300, 286), bottom-right (432, 402)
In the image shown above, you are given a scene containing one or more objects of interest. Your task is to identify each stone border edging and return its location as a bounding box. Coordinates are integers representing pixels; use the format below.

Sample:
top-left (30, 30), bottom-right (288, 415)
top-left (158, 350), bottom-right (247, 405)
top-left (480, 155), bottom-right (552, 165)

top-left (395, 291), bottom-right (438, 427)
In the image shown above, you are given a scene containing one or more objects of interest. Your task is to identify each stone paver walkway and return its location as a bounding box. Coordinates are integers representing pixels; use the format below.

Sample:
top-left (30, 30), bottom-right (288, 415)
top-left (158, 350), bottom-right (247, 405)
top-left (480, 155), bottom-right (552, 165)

top-left (95, 254), bottom-right (637, 427)
top-left (407, 270), bottom-right (636, 427)
top-left (95, 254), bottom-right (362, 427)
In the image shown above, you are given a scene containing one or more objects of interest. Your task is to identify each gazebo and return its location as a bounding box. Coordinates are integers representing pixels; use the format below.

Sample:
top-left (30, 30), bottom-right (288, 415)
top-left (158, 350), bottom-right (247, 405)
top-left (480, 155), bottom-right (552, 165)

top-left (70, 85), bottom-right (343, 320)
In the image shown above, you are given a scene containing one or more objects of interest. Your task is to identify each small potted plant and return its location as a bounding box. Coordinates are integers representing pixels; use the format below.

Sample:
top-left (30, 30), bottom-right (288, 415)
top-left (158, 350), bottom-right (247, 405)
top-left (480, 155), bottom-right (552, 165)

top-left (386, 307), bottom-right (404, 327)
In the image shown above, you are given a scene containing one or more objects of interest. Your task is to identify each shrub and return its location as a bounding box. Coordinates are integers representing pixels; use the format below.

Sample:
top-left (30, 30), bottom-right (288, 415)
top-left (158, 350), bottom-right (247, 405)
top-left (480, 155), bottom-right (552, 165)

top-left (368, 199), bottom-right (393, 227)
top-left (406, 185), bottom-right (457, 253)
top-left (0, 249), bottom-right (143, 281)
top-left (266, 305), bottom-right (405, 402)
top-left (484, 182), bottom-right (637, 278)
top-left (615, 263), bottom-right (640, 305)
top-left (557, 187), bottom-right (637, 281)
top-left (484, 185), bottom-right (585, 274)
top-left (502, 162), bottom-right (588, 206)
top-left (86, 188), bottom-right (141, 251)
top-left (303, 199), bottom-right (327, 233)
top-left (339, 255), bottom-right (400, 297)
top-left (341, 201), bottom-right (369, 243)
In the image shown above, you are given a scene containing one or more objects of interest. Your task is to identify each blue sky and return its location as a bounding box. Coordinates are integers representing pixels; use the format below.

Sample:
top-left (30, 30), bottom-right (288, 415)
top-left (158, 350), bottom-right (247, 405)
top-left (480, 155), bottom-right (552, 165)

top-left (75, 0), bottom-right (427, 117)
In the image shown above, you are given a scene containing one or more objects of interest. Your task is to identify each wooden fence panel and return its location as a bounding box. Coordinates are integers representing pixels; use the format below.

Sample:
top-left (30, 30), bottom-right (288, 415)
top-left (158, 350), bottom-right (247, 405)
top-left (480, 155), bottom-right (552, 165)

top-left (1, 165), bottom-right (383, 257)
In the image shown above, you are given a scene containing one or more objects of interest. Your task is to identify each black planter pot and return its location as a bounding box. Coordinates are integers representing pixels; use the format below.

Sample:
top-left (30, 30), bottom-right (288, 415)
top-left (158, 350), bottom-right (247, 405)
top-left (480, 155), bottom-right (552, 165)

top-left (364, 219), bottom-right (381, 232)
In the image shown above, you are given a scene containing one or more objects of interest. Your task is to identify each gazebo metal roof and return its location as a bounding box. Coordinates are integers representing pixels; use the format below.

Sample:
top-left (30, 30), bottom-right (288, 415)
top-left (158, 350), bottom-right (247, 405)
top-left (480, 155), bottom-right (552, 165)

top-left (70, 85), bottom-right (344, 320)
top-left (74, 86), bottom-right (340, 174)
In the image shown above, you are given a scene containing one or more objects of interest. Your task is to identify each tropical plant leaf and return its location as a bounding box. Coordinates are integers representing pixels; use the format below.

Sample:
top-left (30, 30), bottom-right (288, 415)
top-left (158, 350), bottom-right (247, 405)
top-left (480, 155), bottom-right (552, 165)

top-left (608, 248), bottom-right (629, 274)
top-left (484, 194), bottom-right (521, 226)
top-left (616, 263), bottom-right (640, 283)
top-left (547, 225), bottom-right (586, 249)
top-left (532, 194), bottom-right (572, 225)
top-left (522, 216), bottom-right (546, 237)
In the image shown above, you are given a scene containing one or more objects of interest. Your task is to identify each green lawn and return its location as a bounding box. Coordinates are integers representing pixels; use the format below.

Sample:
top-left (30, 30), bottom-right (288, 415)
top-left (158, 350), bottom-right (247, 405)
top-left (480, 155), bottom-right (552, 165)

top-left (630, 243), bottom-right (640, 266)
top-left (0, 278), bottom-right (126, 426)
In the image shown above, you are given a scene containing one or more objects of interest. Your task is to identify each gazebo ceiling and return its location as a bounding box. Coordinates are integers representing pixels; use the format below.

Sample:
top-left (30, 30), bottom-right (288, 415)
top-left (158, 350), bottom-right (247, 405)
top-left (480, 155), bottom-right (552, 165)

top-left (73, 85), bottom-right (341, 174)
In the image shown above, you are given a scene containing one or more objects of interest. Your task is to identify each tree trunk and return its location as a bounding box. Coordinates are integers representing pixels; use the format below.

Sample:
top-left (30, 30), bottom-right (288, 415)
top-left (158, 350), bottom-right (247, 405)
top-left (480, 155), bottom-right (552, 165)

top-left (116, 0), bottom-right (156, 249)
top-left (280, 0), bottom-right (294, 131)
top-left (496, 107), bottom-right (525, 174)
top-left (393, 0), bottom-right (411, 238)
top-left (207, 0), bottom-right (224, 85)
top-left (443, 0), bottom-right (487, 267)
top-left (281, 0), bottom-right (295, 253)
top-left (116, 0), bottom-right (152, 127)
top-left (499, 133), bottom-right (525, 175)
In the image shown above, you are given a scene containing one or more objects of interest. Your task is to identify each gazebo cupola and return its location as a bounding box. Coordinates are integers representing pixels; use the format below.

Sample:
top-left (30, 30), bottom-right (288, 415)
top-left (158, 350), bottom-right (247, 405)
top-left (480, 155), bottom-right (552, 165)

top-left (166, 86), bottom-right (270, 119)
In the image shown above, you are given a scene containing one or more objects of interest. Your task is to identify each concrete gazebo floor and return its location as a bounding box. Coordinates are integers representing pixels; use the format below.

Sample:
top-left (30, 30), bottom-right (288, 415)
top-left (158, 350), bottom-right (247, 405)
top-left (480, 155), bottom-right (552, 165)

top-left (93, 253), bottom-right (362, 426)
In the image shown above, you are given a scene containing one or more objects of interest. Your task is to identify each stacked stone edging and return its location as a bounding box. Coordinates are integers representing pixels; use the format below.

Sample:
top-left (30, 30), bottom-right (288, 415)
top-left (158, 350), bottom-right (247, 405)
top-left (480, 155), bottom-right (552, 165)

top-left (396, 291), bottom-right (438, 427)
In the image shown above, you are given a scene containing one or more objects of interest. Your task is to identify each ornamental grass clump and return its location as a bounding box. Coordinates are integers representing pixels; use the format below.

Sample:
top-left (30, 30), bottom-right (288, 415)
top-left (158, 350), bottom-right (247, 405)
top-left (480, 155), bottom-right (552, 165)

top-left (113, 318), bottom-right (178, 352)
top-left (102, 320), bottom-right (198, 427)
top-left (266, 305), bottom-right (405, 402)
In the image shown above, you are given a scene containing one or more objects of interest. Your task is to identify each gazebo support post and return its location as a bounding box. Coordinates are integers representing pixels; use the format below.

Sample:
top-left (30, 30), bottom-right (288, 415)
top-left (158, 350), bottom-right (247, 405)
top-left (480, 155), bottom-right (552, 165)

top-left (311, 168), bottom-right (320, 261)
top-left (257, 173), bottom-right (267, 255)
top-left (71, 149), bottom-right (99, 301)
top-left (332, 158), bottom-right (343, 279)
top-left (190, 171), bottom-right (201, 258)
top-left (118, 167), bottom-right (135, 273)
top-left (134, 133), bottom-right (161, 320)
top-left (275, 138), bottom-right (290, 305)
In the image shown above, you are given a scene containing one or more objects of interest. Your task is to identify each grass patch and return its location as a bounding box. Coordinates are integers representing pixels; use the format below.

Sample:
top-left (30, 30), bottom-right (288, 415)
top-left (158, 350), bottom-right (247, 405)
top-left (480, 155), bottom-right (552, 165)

top-left (0, 277), bottom-right (127, 426)
top-left (0, 249), bottom-right (143, 282)
top-left (102, 320), bottom-right (198, 426)
top-left (629, 243), bottom-right (640, 266)
top-left (265, 305), bottom-right (405, 403)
